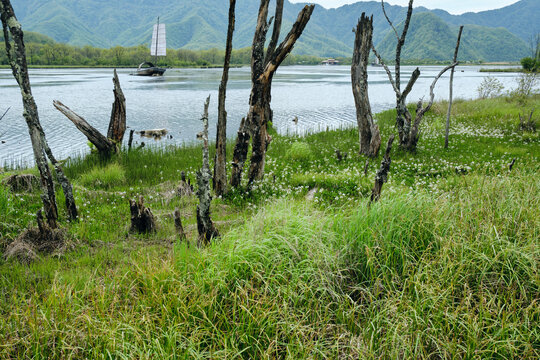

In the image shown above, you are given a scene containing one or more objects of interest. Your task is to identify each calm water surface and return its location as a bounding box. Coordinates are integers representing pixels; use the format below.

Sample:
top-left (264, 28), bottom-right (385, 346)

top-left (0, 65), bottom-right (521, 166)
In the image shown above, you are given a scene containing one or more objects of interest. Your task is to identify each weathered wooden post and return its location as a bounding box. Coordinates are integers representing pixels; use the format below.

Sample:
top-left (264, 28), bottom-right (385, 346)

top-left (445, 26), bottom-right (464, 149)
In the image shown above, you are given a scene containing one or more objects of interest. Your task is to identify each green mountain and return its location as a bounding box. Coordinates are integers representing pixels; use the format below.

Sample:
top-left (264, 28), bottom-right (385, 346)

top-left (376, 12), bottom-right (529, 62)
top-left (9, 0), bottom-right (536, 61)
top-left (0, 30), bottom-right (55, 45)
top-left (430, 0), bottom-right (540, 44)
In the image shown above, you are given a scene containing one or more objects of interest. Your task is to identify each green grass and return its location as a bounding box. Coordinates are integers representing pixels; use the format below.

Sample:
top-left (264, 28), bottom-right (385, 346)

top-left (0, 95), bottom-right (539, 358)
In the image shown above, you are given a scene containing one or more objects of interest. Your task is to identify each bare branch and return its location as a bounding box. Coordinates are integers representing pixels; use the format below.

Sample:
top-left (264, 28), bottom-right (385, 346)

top-left (265, 0), bottom-right (283, 64)
top-left (371, 45), bottom-right (399, 95)
top-left (395, 0), bottom-right (414, 91)
top-left (0, 107), bottom-right (9, 121)
top-left (445, 25), bottom-right (464, 148)
top-left (401, 67), bottom-right (420, 100)
top-left (259, 4), bottom-right (315, 83)
top-left (381, 0), bottom-right (399, 41)
top-left (420, 62), bottom-right (458, 115)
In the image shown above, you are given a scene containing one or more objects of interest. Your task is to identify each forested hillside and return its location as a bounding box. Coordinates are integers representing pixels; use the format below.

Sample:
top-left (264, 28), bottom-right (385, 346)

top-left (9, 0), bottom-right (536, 61)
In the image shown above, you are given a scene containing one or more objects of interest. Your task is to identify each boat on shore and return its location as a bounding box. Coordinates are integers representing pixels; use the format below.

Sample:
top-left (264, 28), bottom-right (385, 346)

top-left (133, 17), bottom-right (166, 76)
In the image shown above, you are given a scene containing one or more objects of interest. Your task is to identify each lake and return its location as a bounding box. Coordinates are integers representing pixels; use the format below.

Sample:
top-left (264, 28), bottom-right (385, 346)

top-left (0, 65), bottom-right (522, 167)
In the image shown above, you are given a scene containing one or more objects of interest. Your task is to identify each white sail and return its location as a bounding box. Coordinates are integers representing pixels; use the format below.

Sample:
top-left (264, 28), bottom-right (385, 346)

top-left (150, 23), bottom-right (166, 57)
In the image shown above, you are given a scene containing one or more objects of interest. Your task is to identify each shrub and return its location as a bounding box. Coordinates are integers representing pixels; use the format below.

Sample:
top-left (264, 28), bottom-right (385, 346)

top-left (285, 142), bottom-right (313, 163)
top-left (521, 57), bottom-right (537, 72)
top-left (477, 76), bottom-right (504, 99)
top-left (511, 72), bottom-right (539, 98)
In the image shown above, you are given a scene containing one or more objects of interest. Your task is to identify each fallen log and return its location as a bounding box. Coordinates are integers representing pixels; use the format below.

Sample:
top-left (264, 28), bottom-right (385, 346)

top-left (53, 100), bottom-right (116, 155)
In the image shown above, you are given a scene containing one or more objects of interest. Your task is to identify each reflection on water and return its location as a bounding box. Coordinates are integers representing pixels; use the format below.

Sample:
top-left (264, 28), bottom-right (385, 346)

top-left (0, 65), bottom-right (521, 166)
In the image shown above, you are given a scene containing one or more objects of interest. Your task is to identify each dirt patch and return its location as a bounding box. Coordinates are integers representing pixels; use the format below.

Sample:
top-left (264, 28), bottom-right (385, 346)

top-left (4, 226), bottom-right (71, 264)
top-left (2, 174), bottom-right (39, 192)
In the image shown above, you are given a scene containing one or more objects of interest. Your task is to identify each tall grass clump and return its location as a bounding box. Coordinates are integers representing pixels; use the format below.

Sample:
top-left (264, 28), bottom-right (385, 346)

top-left (285, 141), bottom-right (313, 164)
top-left (77, 162), bottom-right (126, 189)
top-left (329, 169), bottom-right (539, 358)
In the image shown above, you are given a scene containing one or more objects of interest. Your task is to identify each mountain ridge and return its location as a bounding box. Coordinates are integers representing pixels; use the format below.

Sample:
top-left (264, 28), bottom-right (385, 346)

top-left (9, 0), bottom-right (537, 61)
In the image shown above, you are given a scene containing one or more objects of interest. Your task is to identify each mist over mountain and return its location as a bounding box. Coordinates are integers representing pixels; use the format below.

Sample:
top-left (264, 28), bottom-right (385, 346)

top-left (10, 0), bottom-right (537, 61)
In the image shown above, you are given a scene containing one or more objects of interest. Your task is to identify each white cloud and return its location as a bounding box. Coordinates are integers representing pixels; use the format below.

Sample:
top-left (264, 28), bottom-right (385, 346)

top-left (290, 0), bottom-right (520, 15)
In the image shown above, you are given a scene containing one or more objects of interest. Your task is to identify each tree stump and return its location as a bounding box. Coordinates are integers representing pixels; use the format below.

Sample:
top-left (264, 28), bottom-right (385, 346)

top-left (177, 171), bottom-right (194, 197)
top-left (174, 208), bottom-right (187, 242)
top-left (370, 135), bottom-right (395, 204)
top-left (129, 196), bottom-right (156, 234)
top-left (107, 69), bottom-right (127, 143)
top-left (2, 174), bottom-right (39, 192)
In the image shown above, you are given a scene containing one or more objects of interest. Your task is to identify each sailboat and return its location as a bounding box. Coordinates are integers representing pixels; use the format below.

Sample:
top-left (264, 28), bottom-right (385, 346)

top-left (135, 17), bottom-right (167, 76)
top-left (371, 56), bottom-right (383, 67)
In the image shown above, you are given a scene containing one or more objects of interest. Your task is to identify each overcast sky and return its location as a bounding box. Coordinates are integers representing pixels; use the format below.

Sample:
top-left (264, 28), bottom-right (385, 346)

top-left (290, 0), bottom-right (520, 14)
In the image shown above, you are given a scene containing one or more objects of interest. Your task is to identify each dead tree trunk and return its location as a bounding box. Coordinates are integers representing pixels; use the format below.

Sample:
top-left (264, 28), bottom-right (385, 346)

top-left (230, 1), bottom-right (314, 188)
top-left (248, 3), bottom-right (314, 185)
top-left (370, 135), bottom-right (395, 204)
top-left (373, 0), bottom-right (458, 151)
top-left (108, 69), bottom-right (127, 144)
top-left (352, 13), bottom-right (381, 158)
top-left (229, 117), bottom-right (250, 188)
top-left (129, 196), bottom-right (156, 234)
top-left (55, 70), bottom-right (125, 155)
top-left (2, 0), bottom-right (79, 226)
top-left (53, 100), bottom-right (116, 155)
top-left (196, 96), bottom-right (219, 246)
top-left (214, 0), bottom-right (236, 197)
top-left (445, 26), bottom-right (464, 149)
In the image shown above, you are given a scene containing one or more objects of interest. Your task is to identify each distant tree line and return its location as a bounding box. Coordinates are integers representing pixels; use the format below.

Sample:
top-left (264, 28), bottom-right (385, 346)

top-left (0, 42), bottom-right (323, 67)
top-left (521, 33), bottom-right (539, 72)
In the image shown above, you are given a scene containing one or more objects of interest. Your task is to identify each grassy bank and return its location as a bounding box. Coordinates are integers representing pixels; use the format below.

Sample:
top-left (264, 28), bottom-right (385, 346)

top-left (479, 67), bottom-right (524, 73)
top-left (0, 95), bottom-right (539, 358)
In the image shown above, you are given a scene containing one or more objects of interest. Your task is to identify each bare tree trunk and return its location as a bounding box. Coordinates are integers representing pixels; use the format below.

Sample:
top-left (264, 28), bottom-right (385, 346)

top-left (229, 1), bottom-right (314, 188)
top-left (42, 143), bottom-right (78, 221)
top-left (352, 13), bottom-right (381, 158)
top-left (229, 117), bottom-right (250, 187)
top-left (246, 3), bottom-right (315, 185)
top-left (196, 96), bottom-right (219, 246)
top-left (53, 100), bottom-right (116, 155)
top-left (445, 26), bottom-right (464, 149)
top-left (373, 0), bottom-right (458, 151)
top-left (1, 0), bottom-right (79, 227)
top-left (214, 0), bottom-right (236, 197)
top-left (370, 135), bottom-right (395, 204)
top-left (108, 69), bottom-right (127, 144)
